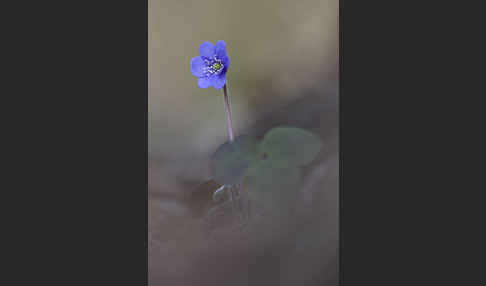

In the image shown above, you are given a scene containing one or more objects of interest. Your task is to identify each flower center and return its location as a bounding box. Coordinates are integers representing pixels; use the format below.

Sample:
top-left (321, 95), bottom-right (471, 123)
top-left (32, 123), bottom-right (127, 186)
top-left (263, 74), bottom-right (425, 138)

top-left (203, 56), bottom-right (224, 76)
top-left (212, 62), bottom-right (222, 71)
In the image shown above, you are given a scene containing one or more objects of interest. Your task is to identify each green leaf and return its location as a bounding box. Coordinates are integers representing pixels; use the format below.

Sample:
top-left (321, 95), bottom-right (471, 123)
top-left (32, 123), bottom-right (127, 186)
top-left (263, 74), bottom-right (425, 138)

top-left (259, 126), bottom-right (323, 166)
top-left (244, 160), bottom-right (302, 216)
top-left (211, 135), bottom-right (259, 185)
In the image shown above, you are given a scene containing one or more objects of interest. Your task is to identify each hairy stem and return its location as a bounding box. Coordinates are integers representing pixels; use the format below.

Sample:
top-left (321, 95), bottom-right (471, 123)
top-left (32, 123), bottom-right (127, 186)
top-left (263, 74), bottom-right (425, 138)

top-left (223, 84), bottom-right (235, 141)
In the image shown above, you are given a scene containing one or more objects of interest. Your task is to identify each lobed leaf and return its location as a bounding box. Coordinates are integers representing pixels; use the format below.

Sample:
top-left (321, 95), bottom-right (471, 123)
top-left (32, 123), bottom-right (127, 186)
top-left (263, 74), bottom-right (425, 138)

top-left (259, 126), bottom-right (323, 167)
top-left (210, 135), bottom-right (259, 185)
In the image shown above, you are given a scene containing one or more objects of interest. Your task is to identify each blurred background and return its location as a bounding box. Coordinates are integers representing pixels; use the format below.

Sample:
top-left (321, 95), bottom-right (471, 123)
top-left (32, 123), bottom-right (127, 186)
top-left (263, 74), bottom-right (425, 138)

top-left (149, 0), bottom-right (338, 285)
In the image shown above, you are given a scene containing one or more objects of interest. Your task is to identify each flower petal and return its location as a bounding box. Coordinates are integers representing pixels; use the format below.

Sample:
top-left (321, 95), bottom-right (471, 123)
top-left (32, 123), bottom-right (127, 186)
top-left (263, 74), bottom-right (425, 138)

top-left (215, 40), bottom-right (230, 67)
top-left (198, 77), bottom-right (212, 88)
top-left (215, 40), bottom-right (226, 56)
top-left (211, 74), bottom-right (226, 90)
top-left (191, 56), bottom-right (206, 77)
top-left (221, 56), bottom-right (230, 70)
top-left (199, 41), bottom-right (215, 59)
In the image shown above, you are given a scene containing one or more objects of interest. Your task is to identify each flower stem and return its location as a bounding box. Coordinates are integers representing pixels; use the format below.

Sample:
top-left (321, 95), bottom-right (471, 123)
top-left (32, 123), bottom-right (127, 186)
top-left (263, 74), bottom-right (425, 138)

top-left (222, 84), bottom-right (247, 224)
top-left (223, 84), bottom-right (235, 141)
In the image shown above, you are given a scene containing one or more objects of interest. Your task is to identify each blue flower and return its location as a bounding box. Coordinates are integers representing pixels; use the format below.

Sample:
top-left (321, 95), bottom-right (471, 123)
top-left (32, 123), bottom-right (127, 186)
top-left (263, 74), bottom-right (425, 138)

top-left (191, 40), bottom-right (230, 90)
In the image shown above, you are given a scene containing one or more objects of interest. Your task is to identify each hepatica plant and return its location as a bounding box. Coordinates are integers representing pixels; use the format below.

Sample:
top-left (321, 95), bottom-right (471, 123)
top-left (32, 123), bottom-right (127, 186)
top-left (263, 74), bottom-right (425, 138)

top-left (190, 41), bottom-right (323, 217)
